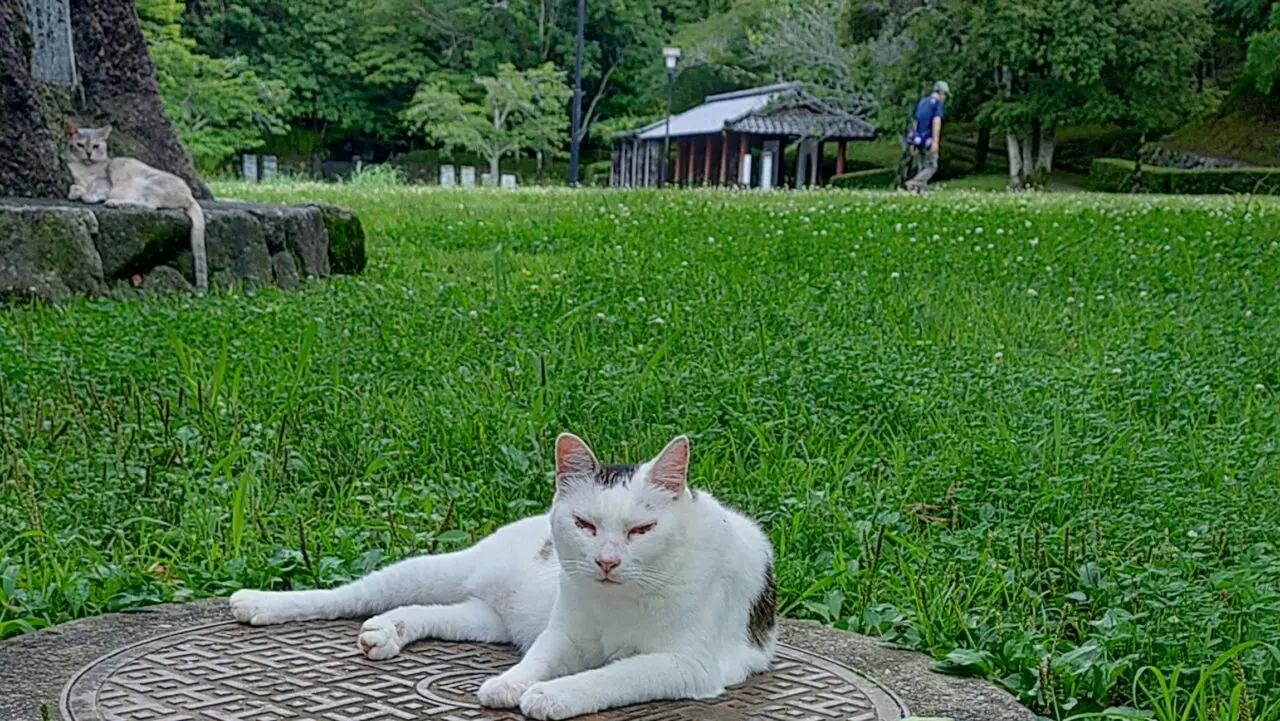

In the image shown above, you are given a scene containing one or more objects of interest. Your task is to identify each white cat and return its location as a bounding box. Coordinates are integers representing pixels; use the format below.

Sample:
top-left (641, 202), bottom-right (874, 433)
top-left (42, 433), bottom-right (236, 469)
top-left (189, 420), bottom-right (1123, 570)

top-left (228, 432), bottom-right (778, 720)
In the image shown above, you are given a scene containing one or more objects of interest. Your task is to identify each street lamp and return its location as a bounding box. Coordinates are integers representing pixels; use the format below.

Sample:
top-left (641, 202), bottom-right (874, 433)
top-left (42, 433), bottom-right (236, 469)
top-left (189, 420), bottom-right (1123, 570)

top-left (568, 0), bottom-right (585, 187)
top-left (660, 47), bottom-right (680, 188)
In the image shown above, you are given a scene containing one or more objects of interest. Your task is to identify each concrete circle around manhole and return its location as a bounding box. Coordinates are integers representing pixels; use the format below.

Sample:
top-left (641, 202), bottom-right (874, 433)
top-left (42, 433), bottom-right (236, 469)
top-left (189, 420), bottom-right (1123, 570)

top-left (60, 619), bottom-right (909, 720)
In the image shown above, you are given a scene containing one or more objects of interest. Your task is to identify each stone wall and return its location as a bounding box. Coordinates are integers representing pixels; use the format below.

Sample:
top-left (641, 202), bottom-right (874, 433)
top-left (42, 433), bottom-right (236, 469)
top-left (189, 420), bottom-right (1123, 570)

top-left (0, 199), bottom-right (367, 302)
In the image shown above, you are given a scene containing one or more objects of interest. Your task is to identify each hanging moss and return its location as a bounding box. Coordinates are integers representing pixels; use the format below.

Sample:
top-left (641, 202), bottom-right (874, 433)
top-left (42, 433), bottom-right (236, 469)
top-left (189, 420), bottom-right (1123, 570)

top-left (316, 204), bottom-right (368, 275)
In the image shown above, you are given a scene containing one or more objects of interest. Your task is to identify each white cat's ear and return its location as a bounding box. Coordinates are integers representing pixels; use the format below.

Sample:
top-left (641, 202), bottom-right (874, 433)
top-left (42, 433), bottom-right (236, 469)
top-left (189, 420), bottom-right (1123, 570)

top-left (99, 125), bottom-right (113, 139)
top-left (647, 435), bottom-right (690, 496)
top-left (555, 432), bottom-right (599, 490)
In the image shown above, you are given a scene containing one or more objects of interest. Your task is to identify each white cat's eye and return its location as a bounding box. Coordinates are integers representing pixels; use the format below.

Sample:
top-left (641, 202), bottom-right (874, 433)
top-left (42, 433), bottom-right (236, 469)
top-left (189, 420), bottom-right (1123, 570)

top-left (573, 516), bottom-right (596, 535)
top-left (628, 522), bottom-right (656, 538)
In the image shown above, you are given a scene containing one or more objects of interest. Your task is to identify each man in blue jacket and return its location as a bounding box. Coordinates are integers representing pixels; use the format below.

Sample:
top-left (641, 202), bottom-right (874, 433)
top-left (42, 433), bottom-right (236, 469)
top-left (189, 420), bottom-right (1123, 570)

top-left (903, 81), bottom-right (949, 193)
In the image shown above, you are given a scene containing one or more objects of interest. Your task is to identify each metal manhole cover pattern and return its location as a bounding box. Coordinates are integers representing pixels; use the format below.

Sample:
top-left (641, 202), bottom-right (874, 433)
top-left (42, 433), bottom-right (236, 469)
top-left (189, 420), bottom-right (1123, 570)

top-left (61, 620), bottom-right (907, 721)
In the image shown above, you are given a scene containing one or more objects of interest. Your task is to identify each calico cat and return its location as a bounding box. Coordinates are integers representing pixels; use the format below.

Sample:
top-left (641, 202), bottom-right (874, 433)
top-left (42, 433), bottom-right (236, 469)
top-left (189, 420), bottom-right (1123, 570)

top-left (65, 124), bottom-right (208, 292)
top-left (229, 433), bottom-right (778, 720)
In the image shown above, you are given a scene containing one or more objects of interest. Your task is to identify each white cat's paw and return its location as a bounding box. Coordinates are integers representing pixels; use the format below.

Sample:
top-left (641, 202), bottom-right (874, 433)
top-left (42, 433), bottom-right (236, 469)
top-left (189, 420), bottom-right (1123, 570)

top-left (357, 616), bottom-right (405, 660)
top-left (477, 674), bottom-right (531, 709)
top-left (228, 589), bottom-right (298, 626)
top-left (519, 681), bottom-right (585, 720)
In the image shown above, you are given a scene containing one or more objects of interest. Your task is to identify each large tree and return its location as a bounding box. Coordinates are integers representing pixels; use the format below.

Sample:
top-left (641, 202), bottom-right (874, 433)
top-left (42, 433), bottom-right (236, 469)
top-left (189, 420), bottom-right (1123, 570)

top-left (403, 62), bottom-right (572, 182)
top-left (887, 0), bottom-right (1213, 190)
top-left (1, 0), bottom-right (209, 198)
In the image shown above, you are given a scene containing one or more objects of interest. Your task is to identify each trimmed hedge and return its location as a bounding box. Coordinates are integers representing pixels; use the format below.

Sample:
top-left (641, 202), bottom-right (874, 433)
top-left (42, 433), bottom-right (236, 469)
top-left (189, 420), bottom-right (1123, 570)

top-left (1089, 158), bottom-right (1280, 195)
top-left (830, 168), bottom-right (897, 190)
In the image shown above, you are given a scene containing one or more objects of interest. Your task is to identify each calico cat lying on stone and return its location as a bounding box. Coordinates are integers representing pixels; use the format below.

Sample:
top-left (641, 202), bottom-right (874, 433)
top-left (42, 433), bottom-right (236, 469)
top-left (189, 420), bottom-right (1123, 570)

top-left (229, 433), bottom-right (778, 720)
top-left (65, 123), bottom-right (208, 291)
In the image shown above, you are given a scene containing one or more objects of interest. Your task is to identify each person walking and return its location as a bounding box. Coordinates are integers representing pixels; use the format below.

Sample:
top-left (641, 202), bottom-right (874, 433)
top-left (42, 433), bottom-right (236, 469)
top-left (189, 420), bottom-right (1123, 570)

top-left (903, 81), bottom-right (949, 194)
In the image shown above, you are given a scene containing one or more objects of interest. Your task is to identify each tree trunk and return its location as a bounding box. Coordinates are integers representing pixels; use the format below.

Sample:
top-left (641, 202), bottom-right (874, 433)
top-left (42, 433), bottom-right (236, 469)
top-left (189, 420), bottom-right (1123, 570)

top-left (489, 154), bottom-right (501, 185)
top-left (974, 125), bottom-right (990, 173)
top-left (68, 0), bottom-right (210, 198)
top-left (1033, 125), bottom-right (1056, 176)
top-left (1006, 132), bottom-right (1025, 190)
top-left (1133, 131), bottom-right (1146, 192)
top-left (0, 0), bottom-right (210, 199)
top-left (536, 147), bottom-right (544, 181)
top-left (0, 0), bottom-right (69, 197)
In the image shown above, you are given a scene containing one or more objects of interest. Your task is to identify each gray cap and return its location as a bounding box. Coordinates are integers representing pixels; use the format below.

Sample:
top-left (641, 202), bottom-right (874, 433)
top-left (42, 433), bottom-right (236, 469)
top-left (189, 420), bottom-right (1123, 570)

top-left (934, 80), bottom-right (950, 95)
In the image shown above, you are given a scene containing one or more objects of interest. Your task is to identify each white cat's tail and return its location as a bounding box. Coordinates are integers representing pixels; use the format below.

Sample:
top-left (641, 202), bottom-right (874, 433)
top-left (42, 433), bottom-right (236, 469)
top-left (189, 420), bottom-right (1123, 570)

top-left (184, 199), bottom-right (208, 292)
top-left (229, 548), bottom-right (477, 626)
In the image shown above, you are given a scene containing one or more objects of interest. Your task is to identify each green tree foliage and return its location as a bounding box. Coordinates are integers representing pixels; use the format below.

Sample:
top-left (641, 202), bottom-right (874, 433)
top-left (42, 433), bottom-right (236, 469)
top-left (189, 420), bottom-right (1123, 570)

top-left (880, 0), bottom-right (1213, 189)
top-left (402, 63), bottom-right (572, 181)
top-left (136, 0), bottom-right (290, 172)
top-left (182, 0), bottom-right (399, 142)
top-left (1245, 4), bottom-right (1280, 94)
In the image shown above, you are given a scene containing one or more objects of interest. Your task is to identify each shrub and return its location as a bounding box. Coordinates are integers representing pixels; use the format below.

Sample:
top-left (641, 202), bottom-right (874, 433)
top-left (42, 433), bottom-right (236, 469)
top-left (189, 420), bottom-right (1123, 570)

top-left (830, 168), bottom-right (897, 190)
top-left (585, 160), bottom-right (613, 187)
top-left (1089, 158), bottom-right (1280, 194)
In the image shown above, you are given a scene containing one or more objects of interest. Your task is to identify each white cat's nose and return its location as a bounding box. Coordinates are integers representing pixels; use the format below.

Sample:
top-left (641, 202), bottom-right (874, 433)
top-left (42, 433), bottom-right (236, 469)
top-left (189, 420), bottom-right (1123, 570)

top-left (595, 558), bottom-right (619, 576)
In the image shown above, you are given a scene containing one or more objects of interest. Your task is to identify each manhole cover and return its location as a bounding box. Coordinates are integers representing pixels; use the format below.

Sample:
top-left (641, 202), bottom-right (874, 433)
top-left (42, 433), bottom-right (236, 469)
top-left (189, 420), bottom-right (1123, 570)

top-left (61, 620), bottom-right (908, 720)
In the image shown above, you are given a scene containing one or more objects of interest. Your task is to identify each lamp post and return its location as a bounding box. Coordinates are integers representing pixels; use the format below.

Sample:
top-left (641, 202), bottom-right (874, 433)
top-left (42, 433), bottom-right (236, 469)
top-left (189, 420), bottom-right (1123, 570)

top-left (568, 0), bottom-right (585, 187)
top-left (660, 47), bottom-right (680, 188)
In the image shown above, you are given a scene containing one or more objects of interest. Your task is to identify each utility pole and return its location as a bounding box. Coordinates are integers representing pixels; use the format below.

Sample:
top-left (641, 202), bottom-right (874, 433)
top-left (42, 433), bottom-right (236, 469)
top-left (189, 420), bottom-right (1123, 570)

top-left (567, 0), bottom-right (585, 187)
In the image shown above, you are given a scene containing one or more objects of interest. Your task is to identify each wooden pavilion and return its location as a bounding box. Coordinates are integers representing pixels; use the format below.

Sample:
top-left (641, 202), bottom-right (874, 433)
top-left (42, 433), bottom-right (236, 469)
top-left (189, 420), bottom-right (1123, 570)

top-left (610, 82), bottom-right (876, 190)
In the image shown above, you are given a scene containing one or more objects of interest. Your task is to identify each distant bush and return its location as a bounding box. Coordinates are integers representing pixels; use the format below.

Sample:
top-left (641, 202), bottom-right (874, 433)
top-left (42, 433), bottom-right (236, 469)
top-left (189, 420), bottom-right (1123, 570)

top-left (1089, 158), bottom-right (1280, 194)
top-left (585, 160), bottom-right (613, 187)
top-left (830, 168), bottom-right (897, 190)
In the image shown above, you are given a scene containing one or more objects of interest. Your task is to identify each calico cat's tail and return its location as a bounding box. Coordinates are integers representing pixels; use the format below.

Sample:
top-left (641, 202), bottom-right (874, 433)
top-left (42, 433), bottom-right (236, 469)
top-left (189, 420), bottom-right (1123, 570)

top-left (185, 199), bottom-right (208, 291)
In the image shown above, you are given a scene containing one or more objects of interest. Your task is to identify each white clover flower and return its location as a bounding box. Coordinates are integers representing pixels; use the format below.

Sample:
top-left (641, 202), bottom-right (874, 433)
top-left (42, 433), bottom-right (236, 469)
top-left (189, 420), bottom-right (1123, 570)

top-left (890, 271), bottom-right (900, 280)
top-left (1067, 296), bottom-right (1076, 304)
top-left (1027, 288), bottom-right (1038, 297)
top-left (468, 310), bottom-right (479, 319)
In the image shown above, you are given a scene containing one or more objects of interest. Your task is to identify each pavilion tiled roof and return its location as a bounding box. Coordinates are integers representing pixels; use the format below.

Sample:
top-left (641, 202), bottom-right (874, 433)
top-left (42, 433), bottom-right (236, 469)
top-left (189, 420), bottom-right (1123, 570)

top-left (626, 82), bottom-right (875, 141)
top-left (728, 108), bottom-right (875, 139)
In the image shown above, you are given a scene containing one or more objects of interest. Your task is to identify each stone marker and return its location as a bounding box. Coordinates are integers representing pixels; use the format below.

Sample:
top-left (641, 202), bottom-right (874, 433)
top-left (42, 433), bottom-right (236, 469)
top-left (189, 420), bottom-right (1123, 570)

top-left (0, 599), bottom-right (1034, 721)
top-left (23, 0), bottom-right (76, 85)
top-left (480, 172), bottom-right (493, 187)
top-left (460, 166), bottom-right (476, 187)
top-left (761, 140), bottom-right (779, 192)
top-left (241, 154), bottom-right (258, 183)
top-left (261, 155), bottom-right (278, 180)
top-left (440, 164), bottom-right (456, 186)
top-left (500, 173), bottom-right (517, 189)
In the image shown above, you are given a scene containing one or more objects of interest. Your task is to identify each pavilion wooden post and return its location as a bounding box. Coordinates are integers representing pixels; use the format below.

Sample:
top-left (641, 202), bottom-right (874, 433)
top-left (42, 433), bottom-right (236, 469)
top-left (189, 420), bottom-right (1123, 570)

top-left (836, 140), bottom-right (847, 176)
top-left (674, 139), bottom-right (684, 186)
top-left (719, 132), bottom-right (730, 185)
top-left (702, 137), bottom-right (713, 186)
top-left (816, 141), bottom-right (824, 186)
top-left (686, 141), bottom-right (696, 185)
top-left (738, 134), bottom-right (750, 187)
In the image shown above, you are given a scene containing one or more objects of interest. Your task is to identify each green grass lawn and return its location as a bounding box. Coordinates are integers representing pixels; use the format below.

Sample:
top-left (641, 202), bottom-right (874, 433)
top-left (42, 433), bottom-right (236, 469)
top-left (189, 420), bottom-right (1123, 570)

top-left (2, 184), bottom-right (1278, 719)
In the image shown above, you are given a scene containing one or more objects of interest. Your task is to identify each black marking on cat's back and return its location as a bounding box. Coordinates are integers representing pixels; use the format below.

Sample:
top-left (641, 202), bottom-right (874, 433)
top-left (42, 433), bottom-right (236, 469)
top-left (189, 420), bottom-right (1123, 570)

top-left (595, 463), bottom-right (637, 487)
top-left (748, 561), bottom-right (778, 648)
